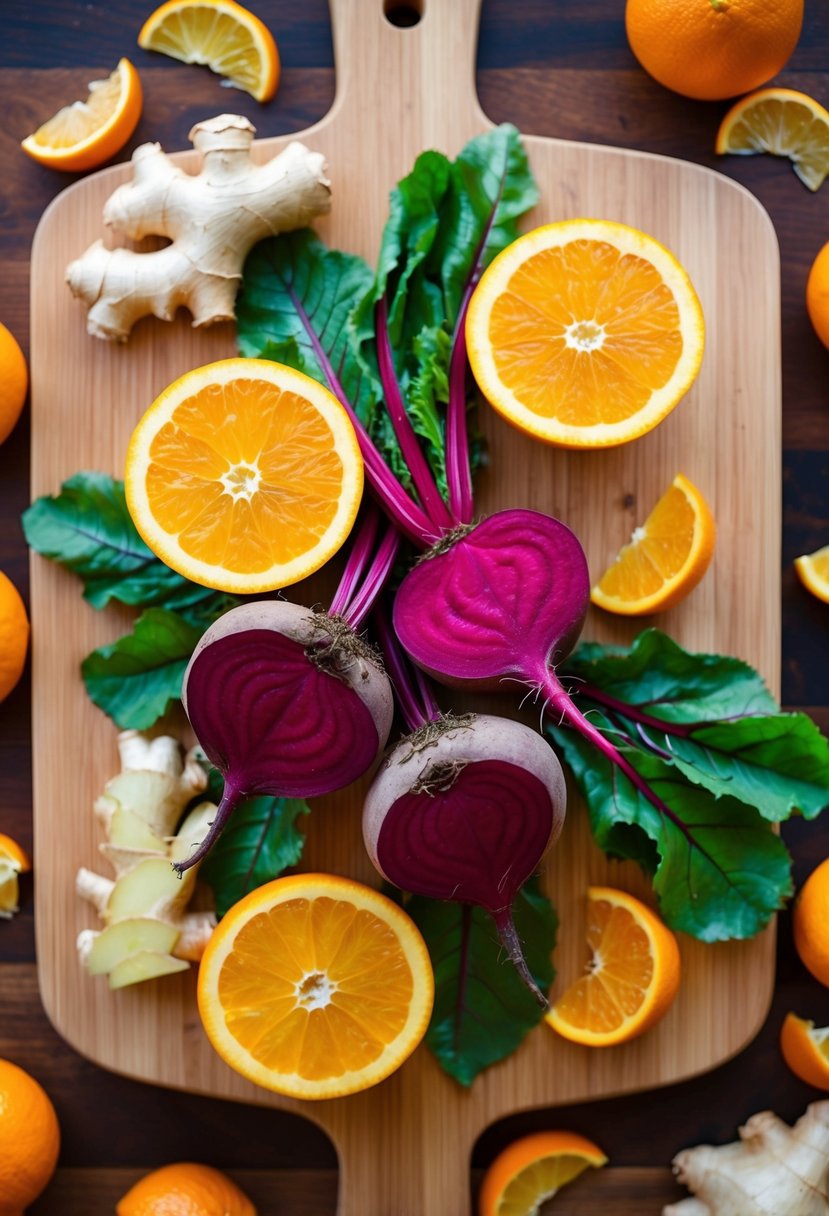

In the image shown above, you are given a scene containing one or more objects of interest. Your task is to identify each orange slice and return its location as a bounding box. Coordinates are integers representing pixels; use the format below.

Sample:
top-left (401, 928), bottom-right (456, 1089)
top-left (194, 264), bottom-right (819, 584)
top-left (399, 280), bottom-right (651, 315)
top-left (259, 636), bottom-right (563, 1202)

top-left (478, 1131), bottom-right (608, 1216)
top-left (0, 833), bottom-right (30, 920)
top-left (716, 88), bottom-right (829, 192)
top-left (21, 59), bottom-right (142, 173)
top-left (780, 1013), bottom-right (829, 1091)
top-left (591, 473), bottom-right (716, 615)
top-left (125, 359), bottom-right (364, 594)
top-left (794, 545), bottom-right (829, 605)
top-left (466, 219), bottom-right (705, 449)
top-left (138, 0), bottom-right (280, 102)
top-left (197, 873), bottom-right (434, 1100)
top-left (545, 887), bottom-right (681, 1047)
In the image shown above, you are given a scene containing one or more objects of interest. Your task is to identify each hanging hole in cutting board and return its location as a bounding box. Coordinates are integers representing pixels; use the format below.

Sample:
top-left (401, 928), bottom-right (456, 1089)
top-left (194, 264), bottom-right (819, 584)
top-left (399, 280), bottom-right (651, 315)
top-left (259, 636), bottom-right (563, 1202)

top-left (384, 0), bottom-right (423, 28)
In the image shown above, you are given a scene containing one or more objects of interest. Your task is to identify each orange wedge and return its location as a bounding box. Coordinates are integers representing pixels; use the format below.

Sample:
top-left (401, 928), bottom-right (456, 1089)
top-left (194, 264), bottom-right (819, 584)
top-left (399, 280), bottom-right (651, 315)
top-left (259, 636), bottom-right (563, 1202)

top-left (591, 473), bottom-right (716, 615)
top-left (138, 0), bottom-right (280, 102)
top-left (795, 545), bottom-right (829, 605)
top-left (197, 873), bottom-right (434, 1100)
top-left (545, 887), bottom-right (681, 1047)
top-left (716, 88), bottom-right (829, 192)
top-left (0, 833), bottom-right (31, 920)
top-left (780, 1013), bottom-right (829, 1091)
top-left (478, 1131), bottom-right (608, 1216)
top-left (125, 359), bottom-right (364, 594)
top-left (21, 59), bottom-right (142, 173)
top-left (466, 219), bottom-right (705, 448)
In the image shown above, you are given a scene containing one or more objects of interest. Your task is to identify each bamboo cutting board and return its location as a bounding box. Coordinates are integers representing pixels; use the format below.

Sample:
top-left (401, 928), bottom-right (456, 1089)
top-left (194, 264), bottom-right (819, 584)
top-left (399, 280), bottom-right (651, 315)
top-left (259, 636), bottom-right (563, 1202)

top-left (30, 2), bottom-right (781, 1212)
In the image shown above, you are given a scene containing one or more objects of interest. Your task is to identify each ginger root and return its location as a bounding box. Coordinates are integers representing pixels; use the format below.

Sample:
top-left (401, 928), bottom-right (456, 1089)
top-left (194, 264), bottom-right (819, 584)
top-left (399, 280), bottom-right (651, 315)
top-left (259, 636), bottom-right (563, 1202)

top-left (77, 730), bottom-right (218, 989)
top-left (664, 1101), bottom-right (829, 1215)
top-left (66, 114), bottom-right (331, 341)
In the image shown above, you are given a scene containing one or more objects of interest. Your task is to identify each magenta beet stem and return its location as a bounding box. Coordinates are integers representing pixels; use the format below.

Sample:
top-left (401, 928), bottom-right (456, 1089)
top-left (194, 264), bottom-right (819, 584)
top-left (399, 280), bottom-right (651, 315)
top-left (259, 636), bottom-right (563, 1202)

top-left (373, 602), bottom-right (431, 733)
top-left (342, 525), bottom-right (401, 631)
top-left (329, 507), bottom-right (381, 618)
top-left (376, 298), bottom-right (456, 533)
top-left (445, 295), bottom-right (475, 524)
top-left (172, 780), bottom-right (243, 876)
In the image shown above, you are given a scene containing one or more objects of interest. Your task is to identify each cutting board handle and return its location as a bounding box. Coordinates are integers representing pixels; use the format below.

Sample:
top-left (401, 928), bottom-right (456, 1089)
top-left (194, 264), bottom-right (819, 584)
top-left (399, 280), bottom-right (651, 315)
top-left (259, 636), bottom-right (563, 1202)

top-left (326, 0), bottom-right (486, 140)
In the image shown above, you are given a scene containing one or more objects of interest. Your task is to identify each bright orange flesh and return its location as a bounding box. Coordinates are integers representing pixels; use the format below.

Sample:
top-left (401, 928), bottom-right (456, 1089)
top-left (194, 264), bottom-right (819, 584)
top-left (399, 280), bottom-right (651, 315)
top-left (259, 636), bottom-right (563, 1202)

top-left (795, 546), bottom-right (829, 605)
top-left (138, 0), bottom-right (280, 102)
top-left (197, 874), bottom-right (434, 1099)
top-left (478, 1130), bottom-right (608, 1216)
top-left (716, 88), bottom-right (829, 192)
top-left (126, 360), bottom-right (363, 594)
top-left (780, 1013), bottom-right (829, 1092)
top-left (466, 220), bottom-right (704, 449)
top-left (546, 887), bottom-right (680, 1047)
top-left (591, 473), bottom-right (716, 615)
top-left (116, 1161), bottom-right (256, 1216)
top-left (21, 59), bottom-right (143, 172)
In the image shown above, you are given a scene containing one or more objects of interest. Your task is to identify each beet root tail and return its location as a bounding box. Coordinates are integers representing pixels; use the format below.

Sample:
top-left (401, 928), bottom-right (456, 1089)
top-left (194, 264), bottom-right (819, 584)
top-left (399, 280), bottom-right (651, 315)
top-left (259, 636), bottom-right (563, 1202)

top-left (172, 787), bottom-right (238, 876)
top-left (492, 907), bottom-right (549, 1009)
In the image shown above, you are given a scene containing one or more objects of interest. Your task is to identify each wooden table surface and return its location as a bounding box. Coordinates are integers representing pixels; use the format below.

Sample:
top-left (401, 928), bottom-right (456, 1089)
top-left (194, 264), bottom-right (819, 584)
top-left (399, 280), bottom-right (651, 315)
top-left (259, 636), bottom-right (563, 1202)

top-left (2, 1), bottom-right (828, 1211)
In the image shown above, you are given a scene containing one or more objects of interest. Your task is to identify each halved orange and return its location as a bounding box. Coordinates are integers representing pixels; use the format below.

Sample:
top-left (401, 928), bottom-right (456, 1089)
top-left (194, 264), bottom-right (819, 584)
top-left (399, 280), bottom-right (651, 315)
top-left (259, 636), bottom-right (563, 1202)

top-left (125, 359), bottom-right (364, 594)
top-left (716, 88), bottom-right (829, 192)
top-left (197, 873), bottom-right (434, 1100)
top-left (21, 59), bottom-right (142, 173)
top-left (0, 833), bottom-right (31, 920)
top-left (795, 545), bottom-right (829, 605)
top-left (780, 1013), bottom-right (829, 1091)
top-left (138, 0), bottom-right (280, 102)
top-left (591, 473), bottom-right (716, 615)
top-left (478, 1131), bottom-right (608, 1216)
top-left (466, 219), bottom-right (705, 448)
top-left (545, 887), bottom-right (681, 1047)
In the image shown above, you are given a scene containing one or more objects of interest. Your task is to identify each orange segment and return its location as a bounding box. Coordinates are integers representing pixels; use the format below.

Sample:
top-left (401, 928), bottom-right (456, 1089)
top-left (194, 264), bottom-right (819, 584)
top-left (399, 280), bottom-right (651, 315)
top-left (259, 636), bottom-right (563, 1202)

top-left (546, 887), bottom-right (680, 1047)
top-left (591, 473), bottom-right (716, 615)
top-left (466, 219), bottom-right (704, 448)
top-left (197, 874), bottom-right (434, 1099)
top-left (780, 1013), bottom-right (829, 1092)
top-left (478, 1131), bottom-right (608, 1216)
top-left (125, 359), bottom-right (364, 594)
top-left (138, 0), bottom-right (280, 102)
top-left (21, 59), bottom-right (142, 172)
top-left (794, 545), bottom-right (829, 605)
top-left (0, 833), bottom-right (30, 921)
top-left (716, 88), bottom-right (829, 192)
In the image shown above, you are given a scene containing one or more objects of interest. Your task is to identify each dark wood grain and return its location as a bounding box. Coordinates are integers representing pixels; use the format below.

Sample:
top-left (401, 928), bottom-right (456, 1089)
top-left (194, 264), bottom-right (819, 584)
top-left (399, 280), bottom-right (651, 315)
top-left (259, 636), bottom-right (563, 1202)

top-left (2, 1), bottom-right (829, 1210)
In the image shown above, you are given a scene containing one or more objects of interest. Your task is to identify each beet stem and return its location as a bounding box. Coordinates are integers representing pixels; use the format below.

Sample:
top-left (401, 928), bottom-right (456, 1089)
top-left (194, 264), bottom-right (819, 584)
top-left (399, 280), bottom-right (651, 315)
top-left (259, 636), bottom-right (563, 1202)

top-left (285, 281), bottom-right (438, 548)
top-left (577, 684), bottom-right (695, 738)
top-left (343, 525), bottom-right (401, 631)
top-left (329, 507), bottom-right (380, 618)
top-left (376, 298), bottom-right (456, 532)
top-left (491, 906), bottom-right (548, 1008)
top-left (172, 782), bottom-right (242, 875)
top-left (374, 602), bottom-right (428, 732)
top-left (445, 295), bottom-right (475, 524)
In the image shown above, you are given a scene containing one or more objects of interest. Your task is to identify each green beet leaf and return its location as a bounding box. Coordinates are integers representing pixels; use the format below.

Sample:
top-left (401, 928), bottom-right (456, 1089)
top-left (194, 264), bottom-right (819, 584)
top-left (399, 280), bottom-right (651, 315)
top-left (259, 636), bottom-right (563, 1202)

top-left (23, 472), bottom-right (226, 616)
top-left (81, 608), bottom-right (204, 730)
top-left (201, 779), bottom-right (309, 918)
top-left (404, 878), bottom-right (557, 1086)
top-left (549, 723), bottom-right (792, 941)
top-left (564, 630), bottom-right (829, 822)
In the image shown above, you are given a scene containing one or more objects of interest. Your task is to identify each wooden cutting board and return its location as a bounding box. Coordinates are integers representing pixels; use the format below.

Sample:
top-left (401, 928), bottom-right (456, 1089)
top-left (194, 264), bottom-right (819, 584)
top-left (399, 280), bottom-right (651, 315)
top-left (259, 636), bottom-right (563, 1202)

top-left (29, 2), bottom-right (781, 1212)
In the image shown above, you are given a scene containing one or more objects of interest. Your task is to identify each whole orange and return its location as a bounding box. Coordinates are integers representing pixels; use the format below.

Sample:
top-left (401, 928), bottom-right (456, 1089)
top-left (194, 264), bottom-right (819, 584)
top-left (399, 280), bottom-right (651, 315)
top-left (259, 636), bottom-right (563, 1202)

top-left (0, 571), bottom-right (29, 704)
top-left (0, 323), bottom-right (27, 446)
top-left (793, 857), bottom-right (829, 987)
top-left (0, 1058), bottom-right (60, 1216)
top-left (807, 241), bottom-right (829, 350)
top-left (116, 1162), bottom-right (256, 1216)
top-left (625, 0), bottom-right (804, 101)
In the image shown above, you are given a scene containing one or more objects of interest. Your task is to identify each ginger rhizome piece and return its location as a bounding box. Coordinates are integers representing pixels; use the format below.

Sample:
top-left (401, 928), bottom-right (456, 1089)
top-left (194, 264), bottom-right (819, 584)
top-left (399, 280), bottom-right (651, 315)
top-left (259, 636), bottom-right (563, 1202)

top-left (76, 729), bottom-right (218, 989)
top-left (664, 1101), bottom-right (829, 1215)
top-left (66, 113), bottom-right (331, 341)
